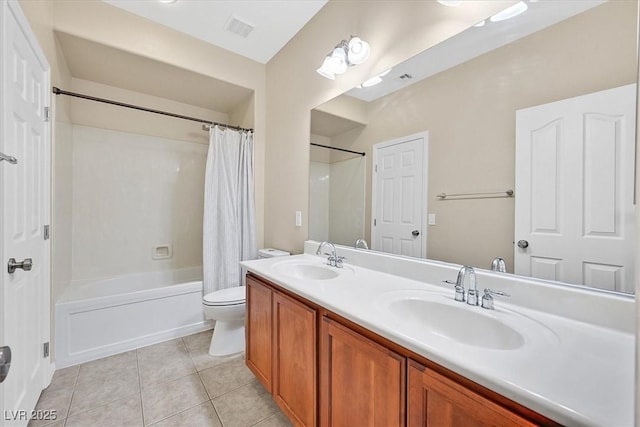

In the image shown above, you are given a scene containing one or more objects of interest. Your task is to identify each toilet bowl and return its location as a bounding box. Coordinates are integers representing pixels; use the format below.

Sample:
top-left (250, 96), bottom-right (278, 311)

top-left (202, 248), bottom-right (290, 357)
top-left (203, 287), bottom-right (246, 356)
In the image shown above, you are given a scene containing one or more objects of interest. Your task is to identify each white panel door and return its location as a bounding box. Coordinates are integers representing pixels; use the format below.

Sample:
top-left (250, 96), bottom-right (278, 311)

top-left (372, 133), bottom-right (427, 258)
top-left (515, 84), bottom-right (635, 293)
top-left (1, 1), bottom-right (51, 425)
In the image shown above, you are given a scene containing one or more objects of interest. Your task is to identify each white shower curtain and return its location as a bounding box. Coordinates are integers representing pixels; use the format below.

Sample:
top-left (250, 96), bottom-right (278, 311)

top-left (203, 126), bottom-right (257, 295)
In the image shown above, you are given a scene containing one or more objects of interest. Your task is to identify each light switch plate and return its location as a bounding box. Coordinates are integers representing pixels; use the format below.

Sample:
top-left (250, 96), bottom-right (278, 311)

top-left (428, 213), bottom-right (436, 225)
top-left (295, 211), bottom-right (302, 227)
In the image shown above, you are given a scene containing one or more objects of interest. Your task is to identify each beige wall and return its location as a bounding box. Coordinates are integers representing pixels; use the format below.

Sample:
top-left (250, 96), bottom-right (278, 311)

top-left (312, 1), bottom-right (637, 271)
top-left (264, 0), bottom-right (515, 254)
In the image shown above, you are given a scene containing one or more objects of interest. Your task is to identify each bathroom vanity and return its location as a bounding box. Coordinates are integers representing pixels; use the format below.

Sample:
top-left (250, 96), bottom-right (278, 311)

top-left (241, 244), bottom-right (634, 426)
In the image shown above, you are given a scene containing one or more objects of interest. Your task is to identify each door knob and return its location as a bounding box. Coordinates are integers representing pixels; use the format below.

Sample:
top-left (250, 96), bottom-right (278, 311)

top-left (0, 346), bottom-right (11, 383)
top-left (517, 240), bottom-right (529, 249)
top-left (7, 258), bottom-right (33, 274)
top-left (412, 230), bottom-right (420, 237)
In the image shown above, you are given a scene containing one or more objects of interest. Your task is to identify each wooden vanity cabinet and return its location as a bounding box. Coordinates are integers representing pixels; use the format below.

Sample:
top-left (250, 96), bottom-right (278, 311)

top-left (407, 359), bottom-right (540, 427)
top-left (246, 274), bottom-right (317, 426)
top-left (247, 273), bottom-right (557, 427)
top-left (320, 317), bottom-right (405, 427)
top-left (246, 275), bottom-right (273, 391)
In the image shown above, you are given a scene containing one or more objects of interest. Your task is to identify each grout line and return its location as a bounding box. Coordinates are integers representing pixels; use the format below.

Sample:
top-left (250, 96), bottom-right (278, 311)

top-left (136, 348), bottom-right (146, 426)
top-left (62, 365), bottom-right (82, 425)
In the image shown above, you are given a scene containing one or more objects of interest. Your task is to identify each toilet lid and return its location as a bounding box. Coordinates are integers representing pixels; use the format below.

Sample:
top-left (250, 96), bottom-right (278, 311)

top-left (203, 286), bottom-right (246, 306)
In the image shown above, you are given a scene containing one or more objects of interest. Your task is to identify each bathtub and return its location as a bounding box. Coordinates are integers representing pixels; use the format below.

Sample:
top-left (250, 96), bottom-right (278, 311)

top-left (55, 267), bottom-right (212, 368)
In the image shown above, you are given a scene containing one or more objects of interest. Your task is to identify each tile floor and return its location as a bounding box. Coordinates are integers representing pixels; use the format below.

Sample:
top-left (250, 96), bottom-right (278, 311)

top-left (28, 330), bottom-right (292, 427)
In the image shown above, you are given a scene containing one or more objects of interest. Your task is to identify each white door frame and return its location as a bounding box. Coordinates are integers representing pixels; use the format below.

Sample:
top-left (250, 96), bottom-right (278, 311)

top-left (371, 131), bottom-right (429, 258)
top-left (1, 1), bottom-right (52, 422)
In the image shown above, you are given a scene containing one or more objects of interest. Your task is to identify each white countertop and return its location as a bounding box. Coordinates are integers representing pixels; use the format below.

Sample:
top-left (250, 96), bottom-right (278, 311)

top-left (241, 253), bottom-right (634, 426)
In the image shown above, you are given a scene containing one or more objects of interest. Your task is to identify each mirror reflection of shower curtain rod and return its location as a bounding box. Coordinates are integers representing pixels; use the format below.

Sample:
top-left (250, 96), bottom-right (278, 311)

top-left (52, 87), bottom-right (253, 133)
top-left (310, 142), bottom-right (365, 156)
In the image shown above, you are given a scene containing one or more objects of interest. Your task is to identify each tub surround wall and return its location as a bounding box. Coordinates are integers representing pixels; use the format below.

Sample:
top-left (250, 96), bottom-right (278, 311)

top-left (72, 125), bottom-right (207, 281)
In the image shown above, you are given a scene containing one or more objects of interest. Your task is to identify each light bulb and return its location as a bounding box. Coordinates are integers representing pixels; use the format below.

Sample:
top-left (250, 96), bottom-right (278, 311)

top-left (347, 37), bottom-right (370, 65)
top-left (329, 47), bottom-right (348, 74)
top-left (316, 56), bottom-right (335, 80)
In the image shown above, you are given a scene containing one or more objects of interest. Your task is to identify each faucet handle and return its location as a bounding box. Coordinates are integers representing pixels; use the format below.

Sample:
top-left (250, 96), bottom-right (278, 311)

top-left (481, 288), bottom-right (510, 310)
top-left (443, 280), bottom-right (465, 302)
top-left (335, 256), bottom-right (346, 268)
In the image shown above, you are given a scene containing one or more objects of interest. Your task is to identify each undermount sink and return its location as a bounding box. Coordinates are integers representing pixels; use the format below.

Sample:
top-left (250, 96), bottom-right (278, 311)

top-left (273, 260), bottom-right (340, 280)
top-left (374, 290), bottom-right (558, 351)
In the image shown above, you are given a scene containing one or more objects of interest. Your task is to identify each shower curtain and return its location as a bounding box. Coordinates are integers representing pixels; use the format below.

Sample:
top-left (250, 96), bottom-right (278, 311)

top-left (203, 126), bottom-right (257, 295)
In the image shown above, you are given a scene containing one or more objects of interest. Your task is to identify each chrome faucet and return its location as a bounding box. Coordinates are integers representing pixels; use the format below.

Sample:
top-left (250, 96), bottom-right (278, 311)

top-left (315, 241), bottom-right (345, 268)
top-left (445, 266), bottom-right (479, 305)
top-left (354, 239), bottom-right (369, 250)
top-left (490, 257), bottom-right (507, 273)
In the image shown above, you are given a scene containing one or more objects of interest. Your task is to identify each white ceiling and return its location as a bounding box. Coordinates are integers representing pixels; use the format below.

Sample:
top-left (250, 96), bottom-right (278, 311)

top-left (102, 0), bottom-right (328, 64)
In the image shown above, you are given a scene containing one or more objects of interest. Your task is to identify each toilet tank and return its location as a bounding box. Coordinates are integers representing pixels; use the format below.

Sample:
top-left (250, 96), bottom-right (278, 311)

top-left (258, 248), bottom-right (290, 259)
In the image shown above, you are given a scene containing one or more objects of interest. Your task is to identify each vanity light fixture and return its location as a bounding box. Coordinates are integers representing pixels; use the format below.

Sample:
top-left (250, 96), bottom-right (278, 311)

top-left (490, 1), bottom-right (528, 22)
top-left (317, 36), bottom-right (371, 80)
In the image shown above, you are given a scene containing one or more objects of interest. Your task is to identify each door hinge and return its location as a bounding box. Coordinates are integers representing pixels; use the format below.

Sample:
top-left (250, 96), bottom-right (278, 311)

top-left (43, 342), bottom-right (49, 358)
top-left (43, 225), bottom-right (50, 240)
top-left (375, 164), bottom-right (378, 173)
top-left (374, 219), bottom-right (377, 226)
top-left (44, 106), bottom-right (50, 122)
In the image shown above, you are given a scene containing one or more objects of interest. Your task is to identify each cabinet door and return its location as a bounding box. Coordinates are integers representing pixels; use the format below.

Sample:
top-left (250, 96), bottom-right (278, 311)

top-left (320, 317), bottom-right (405, 427)
top-left (407, 360), bottom-right (537, 427)
top-left (273, 292), bottom-right (317, 426)
top-left (246, 276), bottom-right (273, 392)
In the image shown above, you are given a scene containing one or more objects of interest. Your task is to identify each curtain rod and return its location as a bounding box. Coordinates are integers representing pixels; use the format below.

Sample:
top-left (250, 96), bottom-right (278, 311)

top-left (310, 142), bottom-right (365, 157)
top-left (52, 87), bottom-right (253, 133)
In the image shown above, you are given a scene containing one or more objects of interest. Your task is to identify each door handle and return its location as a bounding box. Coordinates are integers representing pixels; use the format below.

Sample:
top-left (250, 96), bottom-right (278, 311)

top-left (517, 240), bottom-right (529, 249)
top-left (412, 230), bottom-right (420, 237)
top-left (0, 152), bottom-right (18, 165)
top-left (0, 346), bottom-right (11, 383)
top-left (8, 258), bottom-right (33, 274)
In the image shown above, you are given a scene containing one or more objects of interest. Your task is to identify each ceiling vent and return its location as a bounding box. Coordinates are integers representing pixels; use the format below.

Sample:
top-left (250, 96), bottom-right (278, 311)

top-left (224, 15), bottom-right (254, 38)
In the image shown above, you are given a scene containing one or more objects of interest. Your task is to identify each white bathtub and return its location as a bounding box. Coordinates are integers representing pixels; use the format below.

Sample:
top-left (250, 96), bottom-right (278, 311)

top-left (55, 267), bottom-right (212, 368)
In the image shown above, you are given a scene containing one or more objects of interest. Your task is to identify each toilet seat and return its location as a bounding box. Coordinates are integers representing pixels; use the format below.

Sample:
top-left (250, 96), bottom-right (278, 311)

top-left (203, 286), bottom-right (246, 307)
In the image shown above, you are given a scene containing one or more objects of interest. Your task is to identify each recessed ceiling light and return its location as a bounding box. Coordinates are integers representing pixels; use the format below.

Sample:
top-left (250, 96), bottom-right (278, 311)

top-left (361, 76), bottom-right (382, 87)
top-left (437, 1), bottom-right (463, 6)
top-left (490, 1), bottom-right (528, 22)
top-left (158, 0), bottom-right (177, 4)
top-left (473, 20), bottom-right (485, 27)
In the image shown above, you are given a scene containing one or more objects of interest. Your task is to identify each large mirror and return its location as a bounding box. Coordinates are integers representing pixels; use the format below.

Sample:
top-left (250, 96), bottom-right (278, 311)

top-left (309, 0), bottom-right (638, 294)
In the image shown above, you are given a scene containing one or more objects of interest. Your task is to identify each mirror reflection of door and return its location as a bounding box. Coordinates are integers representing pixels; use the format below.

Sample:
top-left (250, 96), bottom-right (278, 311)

top-left (372, 133), bottom-right (428, 258)
top-left (514, 84), bottom-right (636, 293)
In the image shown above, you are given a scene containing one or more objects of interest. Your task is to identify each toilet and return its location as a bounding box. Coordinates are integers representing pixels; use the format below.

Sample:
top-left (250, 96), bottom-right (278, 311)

top-left (202, 248), bottom-right (290, 356)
